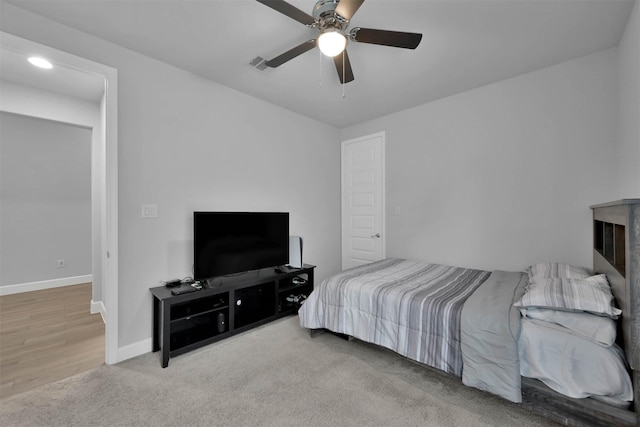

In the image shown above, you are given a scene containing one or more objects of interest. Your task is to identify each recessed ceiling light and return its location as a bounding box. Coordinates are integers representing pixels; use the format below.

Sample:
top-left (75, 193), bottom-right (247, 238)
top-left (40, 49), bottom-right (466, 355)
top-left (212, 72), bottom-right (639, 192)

top-left (28, 56), bottom-right (53, 69)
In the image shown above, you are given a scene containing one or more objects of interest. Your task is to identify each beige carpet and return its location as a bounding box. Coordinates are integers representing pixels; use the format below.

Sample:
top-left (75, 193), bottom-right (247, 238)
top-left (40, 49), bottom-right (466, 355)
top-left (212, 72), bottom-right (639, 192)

top-left (0, 316), bottom-right (556, 426)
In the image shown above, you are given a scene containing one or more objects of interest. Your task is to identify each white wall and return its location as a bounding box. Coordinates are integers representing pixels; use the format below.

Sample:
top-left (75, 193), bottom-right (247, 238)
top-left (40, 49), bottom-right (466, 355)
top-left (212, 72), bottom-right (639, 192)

top-left (0, 112), bottom-right (92, 286)
top-left (0, 4), bottom-right (342, 352)
top-left (617, 0), bottom-right (640, 196)
top-left (0, 81), bottom-right (100, 127)
top-left (340, 49), bottom-right (620, 272)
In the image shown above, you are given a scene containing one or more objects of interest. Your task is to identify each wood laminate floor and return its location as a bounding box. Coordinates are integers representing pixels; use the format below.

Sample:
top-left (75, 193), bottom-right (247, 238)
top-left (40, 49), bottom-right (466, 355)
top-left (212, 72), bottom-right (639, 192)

top-left (0, 283), bottom-right (105, 399)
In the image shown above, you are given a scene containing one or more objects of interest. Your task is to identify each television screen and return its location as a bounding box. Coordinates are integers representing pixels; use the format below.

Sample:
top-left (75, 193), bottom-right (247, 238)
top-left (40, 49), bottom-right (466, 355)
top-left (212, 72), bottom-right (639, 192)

top-left (194, 212), bottom-right (289, 280)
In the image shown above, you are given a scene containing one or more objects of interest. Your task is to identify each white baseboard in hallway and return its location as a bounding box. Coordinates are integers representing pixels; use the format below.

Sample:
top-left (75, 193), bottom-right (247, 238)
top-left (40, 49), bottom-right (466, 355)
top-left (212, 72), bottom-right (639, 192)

top-left (91, 299), bottom-right (106, 322)
top-left (0, 275), bottom-right (93, 296)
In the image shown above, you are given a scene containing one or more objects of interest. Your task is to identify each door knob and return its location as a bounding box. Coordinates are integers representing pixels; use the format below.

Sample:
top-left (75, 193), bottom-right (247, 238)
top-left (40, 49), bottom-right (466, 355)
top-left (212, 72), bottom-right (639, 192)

top-left (371, 233), bottom-right (381, 238)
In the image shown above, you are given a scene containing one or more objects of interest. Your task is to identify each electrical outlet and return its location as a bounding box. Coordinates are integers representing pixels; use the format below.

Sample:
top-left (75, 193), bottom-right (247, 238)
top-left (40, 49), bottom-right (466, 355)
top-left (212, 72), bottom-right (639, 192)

top-left (57, 259), bottom-right (66, 268)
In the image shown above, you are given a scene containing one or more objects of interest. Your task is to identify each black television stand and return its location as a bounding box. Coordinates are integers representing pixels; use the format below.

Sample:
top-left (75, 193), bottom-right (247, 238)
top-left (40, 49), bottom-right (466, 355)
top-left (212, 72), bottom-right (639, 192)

top-left (150, 264), bottom-right (315, 367)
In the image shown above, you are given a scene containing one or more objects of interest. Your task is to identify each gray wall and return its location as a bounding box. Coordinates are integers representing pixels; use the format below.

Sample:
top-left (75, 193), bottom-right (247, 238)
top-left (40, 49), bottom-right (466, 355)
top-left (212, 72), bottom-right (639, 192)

top-left (340, 48), bottom-right (621, 272)
top-left (0, 4), bottom-right (343, 350)
top-left (617, 0), bottom-right (640, 196)
top-left (0, 112), bottom-right (92, 285)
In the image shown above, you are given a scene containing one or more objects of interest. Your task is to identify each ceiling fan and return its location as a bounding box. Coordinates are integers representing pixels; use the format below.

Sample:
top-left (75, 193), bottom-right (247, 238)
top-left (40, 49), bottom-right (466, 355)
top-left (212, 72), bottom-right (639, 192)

top-left (256, 0), bottom-right (422, 84)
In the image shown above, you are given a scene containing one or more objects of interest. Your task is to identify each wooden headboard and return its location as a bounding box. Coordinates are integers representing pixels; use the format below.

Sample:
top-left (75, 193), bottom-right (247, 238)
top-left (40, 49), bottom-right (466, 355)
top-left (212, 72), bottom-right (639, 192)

top-left (591, 199), bottom-right (640, 409)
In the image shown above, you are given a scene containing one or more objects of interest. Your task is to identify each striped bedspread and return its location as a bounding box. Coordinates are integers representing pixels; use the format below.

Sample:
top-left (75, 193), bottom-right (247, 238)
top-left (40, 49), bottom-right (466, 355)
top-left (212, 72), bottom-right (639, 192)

top-left (299, 258), bottom-right (491, 376)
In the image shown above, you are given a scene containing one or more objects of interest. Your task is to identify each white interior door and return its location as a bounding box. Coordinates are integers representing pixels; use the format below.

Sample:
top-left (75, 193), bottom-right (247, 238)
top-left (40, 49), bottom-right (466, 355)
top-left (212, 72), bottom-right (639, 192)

top-left (341, 132), bottom-right (385, 270)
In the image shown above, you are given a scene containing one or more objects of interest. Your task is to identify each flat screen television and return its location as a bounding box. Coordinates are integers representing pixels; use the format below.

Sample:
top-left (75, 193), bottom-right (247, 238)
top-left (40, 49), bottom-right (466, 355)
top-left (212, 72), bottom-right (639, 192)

top-left (193, 212), bottom-right (289, 280)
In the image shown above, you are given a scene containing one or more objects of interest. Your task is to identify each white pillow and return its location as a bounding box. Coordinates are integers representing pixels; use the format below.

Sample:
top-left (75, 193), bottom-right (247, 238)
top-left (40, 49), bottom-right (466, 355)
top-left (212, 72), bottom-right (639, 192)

top-left (527, 262), bottom-right (592, 281)
top-left (519, 307), bottom-right (616, 346)
top-left (515, 274), bottom-right (621, 319)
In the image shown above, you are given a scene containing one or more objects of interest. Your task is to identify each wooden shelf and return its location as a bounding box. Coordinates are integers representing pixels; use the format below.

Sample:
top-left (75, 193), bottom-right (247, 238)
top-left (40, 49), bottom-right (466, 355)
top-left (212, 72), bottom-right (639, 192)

top-left (594, 219), bottom-right (626, 277)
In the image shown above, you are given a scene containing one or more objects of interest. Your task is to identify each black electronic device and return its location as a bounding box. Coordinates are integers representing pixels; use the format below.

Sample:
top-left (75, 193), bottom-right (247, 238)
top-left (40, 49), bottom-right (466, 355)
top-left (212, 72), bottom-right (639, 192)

top-left (164, 279), bottom-right (182, 288)
top-left (217, 312), bottom-right (226, 333)
top-left (193, 212), bottom-right (289, 280)
top-left (170, 284), bottom-right (199, 296)
top-left (276, 265), bottom-right (298, 274)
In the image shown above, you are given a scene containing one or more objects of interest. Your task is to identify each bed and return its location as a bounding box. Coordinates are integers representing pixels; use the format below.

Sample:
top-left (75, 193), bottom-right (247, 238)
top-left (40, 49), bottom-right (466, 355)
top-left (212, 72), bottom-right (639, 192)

top-left (299, 199), bottom-right (640, 426)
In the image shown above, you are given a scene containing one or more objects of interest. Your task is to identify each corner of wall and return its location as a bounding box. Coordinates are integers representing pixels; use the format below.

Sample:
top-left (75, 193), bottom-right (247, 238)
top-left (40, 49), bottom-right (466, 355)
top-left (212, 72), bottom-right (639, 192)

top-left (617, 0), bottom-right (640, 197)
top-left (90, 299), bottom-right (106, 323)
top-left (116, 339), bottom-right (153, 364)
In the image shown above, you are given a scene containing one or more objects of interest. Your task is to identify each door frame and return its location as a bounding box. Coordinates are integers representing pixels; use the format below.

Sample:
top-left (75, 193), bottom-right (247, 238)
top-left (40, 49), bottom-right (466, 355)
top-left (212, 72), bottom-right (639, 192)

top-left (1, 32), bottom-right (120, 365)
top-left (341, 131), bottom-right (386, 270)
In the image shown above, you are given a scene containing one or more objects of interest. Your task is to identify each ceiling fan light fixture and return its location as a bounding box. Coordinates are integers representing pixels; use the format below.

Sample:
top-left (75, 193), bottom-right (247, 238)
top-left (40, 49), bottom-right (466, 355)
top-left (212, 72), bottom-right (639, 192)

top-left (318, 28), bottom-right (347, 57)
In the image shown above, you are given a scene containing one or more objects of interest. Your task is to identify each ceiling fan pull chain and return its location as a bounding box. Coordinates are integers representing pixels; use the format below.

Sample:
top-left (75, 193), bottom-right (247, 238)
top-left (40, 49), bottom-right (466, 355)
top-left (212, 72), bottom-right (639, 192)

top-left (319, 49), bottom-right (323, 87)
top-left (342, 50), bottom-right (346, 99)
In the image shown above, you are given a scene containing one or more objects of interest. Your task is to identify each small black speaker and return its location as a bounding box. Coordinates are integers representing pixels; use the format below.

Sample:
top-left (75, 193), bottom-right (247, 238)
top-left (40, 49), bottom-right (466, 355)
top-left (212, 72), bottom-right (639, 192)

top-left (217, 312), bottom-right (226, 333)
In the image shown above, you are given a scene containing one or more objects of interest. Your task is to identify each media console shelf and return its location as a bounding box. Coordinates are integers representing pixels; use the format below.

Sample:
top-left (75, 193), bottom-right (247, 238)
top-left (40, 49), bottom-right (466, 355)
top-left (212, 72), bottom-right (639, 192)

top-left (150, 264), bottom-right (315, 367)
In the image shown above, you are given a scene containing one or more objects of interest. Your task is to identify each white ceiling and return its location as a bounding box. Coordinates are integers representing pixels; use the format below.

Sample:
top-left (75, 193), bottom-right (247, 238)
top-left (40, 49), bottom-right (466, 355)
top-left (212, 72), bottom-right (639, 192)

top-left (1, 46), bottom-right (105, 102)
top-left (2, 0), bottom-right (635, 128)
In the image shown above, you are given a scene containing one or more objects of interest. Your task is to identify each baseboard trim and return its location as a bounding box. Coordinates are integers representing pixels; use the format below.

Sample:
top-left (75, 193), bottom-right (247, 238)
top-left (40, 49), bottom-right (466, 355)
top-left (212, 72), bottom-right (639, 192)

top-left (90, 299), bottom-right (106, 323)
top-left (0, 275), bottom-right (93, 296)
top-left (117, 338), bottom-right (152, 363)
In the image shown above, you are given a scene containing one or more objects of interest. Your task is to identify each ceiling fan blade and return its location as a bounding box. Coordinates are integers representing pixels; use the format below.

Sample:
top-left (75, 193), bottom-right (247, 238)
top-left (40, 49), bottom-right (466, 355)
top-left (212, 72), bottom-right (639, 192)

top-left (265, 39), bottom-right (317, 68)
top-left (351, 27), bottom-right (422, 49)
top-left (333, 50), bottom-right (354, 84)
top-left (256, 0), bottom-right (315, 26)
top-left (335, 0), bottom-right (365, 21)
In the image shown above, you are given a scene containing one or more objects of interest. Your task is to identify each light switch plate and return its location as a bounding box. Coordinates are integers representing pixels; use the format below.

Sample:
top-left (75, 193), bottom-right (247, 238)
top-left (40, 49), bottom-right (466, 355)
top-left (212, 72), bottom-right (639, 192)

top-left (141, 204), bottom-right (158, 218)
